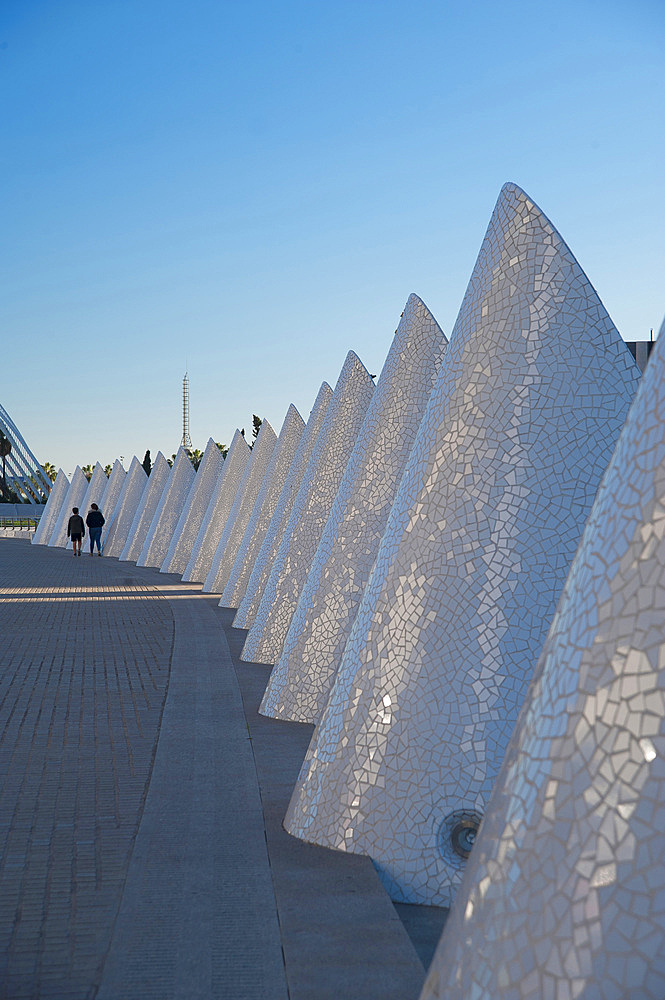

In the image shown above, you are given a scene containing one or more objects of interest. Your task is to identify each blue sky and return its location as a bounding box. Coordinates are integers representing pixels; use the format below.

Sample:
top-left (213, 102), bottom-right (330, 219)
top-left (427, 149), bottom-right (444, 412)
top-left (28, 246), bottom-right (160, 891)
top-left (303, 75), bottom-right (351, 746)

top-left (3, 0), bottom-right (663, 477)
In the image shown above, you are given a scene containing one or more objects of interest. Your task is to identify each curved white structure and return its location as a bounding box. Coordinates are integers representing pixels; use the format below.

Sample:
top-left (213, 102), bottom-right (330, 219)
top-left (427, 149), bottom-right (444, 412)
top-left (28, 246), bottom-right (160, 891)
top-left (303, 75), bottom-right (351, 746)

top-left (103, 458), bottom-right (148, 558)
top-left (261, 295), bottom-right (447, 722)
top-left (160, 438), bottom-right (224, 576)
top-left (32, 469), bottom-right (69, 545)
top-left (98, 460), bottom-right (126, 529)
top-left (49, 467), bottom-right (88, 547)
top-left (241, 352), bottom-right (375, 665)
top-left (182, 430), bottom-right (250, 584)
top-left (233, 383), bottom-right (333, 631)
top-left (120, 452), bottom-right (171, 562)
top-left (285, 183), bottom-right (642, 906)
top-left (221, 405), bottom-right (305, 609)
top-left (204, 421), bottom-right (277, 594)
top-left (423, 319), bottom-right (665, 1000)
top-left (137, 448), bottom-right (196, 568)
top-left (0, 402), bottom-right (51, 503)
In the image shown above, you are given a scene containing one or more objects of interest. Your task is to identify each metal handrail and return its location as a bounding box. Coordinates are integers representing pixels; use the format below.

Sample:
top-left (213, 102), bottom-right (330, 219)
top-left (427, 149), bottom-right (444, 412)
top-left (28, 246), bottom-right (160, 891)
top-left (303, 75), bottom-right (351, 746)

top-left (0, 517), bottom-right (41, 529)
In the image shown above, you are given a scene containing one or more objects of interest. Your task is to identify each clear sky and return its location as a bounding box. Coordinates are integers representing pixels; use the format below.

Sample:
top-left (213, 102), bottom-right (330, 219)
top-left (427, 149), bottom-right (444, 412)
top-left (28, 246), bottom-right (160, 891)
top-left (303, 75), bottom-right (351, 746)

top-left (3, 0), bottom-right (663, 478)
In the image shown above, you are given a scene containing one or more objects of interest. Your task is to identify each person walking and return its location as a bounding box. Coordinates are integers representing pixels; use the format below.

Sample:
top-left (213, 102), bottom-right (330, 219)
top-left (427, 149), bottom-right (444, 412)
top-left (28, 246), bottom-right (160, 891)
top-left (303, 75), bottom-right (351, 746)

top-left (86, 503), bottom-right (105, 555)
top-left (67, 507), bottom-right (85, 556)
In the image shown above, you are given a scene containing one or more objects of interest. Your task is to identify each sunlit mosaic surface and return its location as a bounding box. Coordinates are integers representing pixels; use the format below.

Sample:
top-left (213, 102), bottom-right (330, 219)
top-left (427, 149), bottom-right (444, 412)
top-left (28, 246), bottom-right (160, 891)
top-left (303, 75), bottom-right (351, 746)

top-left (137, 448), bottom-right (196, 568)
top-left (222, 404), bottom-right (305, 608)
top-left (423, 321), bottom-right (665, 1000)
top-left (103, 458), bottom-right (148, 558)
top-left (49, 467), bottom-right (88, 548)
top-left (204, 420), bottom-right (277, 594)
top-left (160, 437), bottom-right (224, 576)
top-left (119, 452), bottom-right (170, 562)
top-left (261, 295), bottom-right (447, 722)
top-left (285, 183), bottom-right (642, 905)
top-left (242, 351), bottom-right (375, 665)
top-left (32, 469), bottom-right (69, 545)
top-left (182, 430), bottom-right (250, 584)
top-left (98, 460), bottom-right (126, 530)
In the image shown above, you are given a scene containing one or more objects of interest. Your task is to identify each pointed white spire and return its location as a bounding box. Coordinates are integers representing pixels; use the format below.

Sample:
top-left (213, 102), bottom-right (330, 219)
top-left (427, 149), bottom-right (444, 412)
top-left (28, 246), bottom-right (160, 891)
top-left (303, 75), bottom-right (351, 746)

top-left (285, 183), bottom-right (642, 906)
top-left (182, 430), bottom-right (251, 584)
top-left (119, 452), bottom-right (171, 562)
top-left (203, 420), bottom-right (278, 594)
top-left (261, 295), bottom-right (447, 722)
top-left (78, 462), bottom-right (108, 530)
top-left (233, 382), bottom-right (333, 630)
top-left (221, 405), bottom-right (305, 608)
top-left (49, 467), bottom-right (88, 547)
top-left (98, 460), bottom-right (126, 528)
top-left (241, 351), bottom-right (375, 664)
top-left (137, 447), bottom-right (196, 568)
top-left (423, 307), bottom-right (665, 1000)
top-left (103, 458), bottom-right (148, 558)
top-left (32, 469), bottom-right (70, 545)
top-left (160, 438), bottom-right (224, 575)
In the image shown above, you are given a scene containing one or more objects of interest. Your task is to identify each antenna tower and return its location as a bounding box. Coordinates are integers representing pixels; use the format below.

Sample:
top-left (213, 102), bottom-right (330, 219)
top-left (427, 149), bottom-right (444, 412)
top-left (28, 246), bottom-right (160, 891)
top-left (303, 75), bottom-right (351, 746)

top-left (181, 372), bottom-right (192, 449)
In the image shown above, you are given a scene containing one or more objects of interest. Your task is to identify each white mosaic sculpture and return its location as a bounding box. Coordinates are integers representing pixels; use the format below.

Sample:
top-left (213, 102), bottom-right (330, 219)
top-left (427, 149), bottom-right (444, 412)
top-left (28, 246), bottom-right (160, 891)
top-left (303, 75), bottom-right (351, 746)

top-left (98, 460), bottom-right (126, 531)
top-left (137, 447), bottom-right (196, 569)
top-left (422, 316), bottom-right (665, 1000)
top-left (182, 430), bottom-right (250, 584)
top-left (49, 466), bottom-right (89, 548)
top-left (261, 295), bottom-right (447, 722)
top-left (160, 438), bottom-right (224, 576)
top-left (73, 462), bottom-right (108, 544)
top-left (119, 452), bottom-right (171, 562)
top-left (103, 458), bottom-right (148, 558)
top-left (285, 183), bottom-right (642, 906)
top-left (233, 383), bottom-right (333, 630)
top-left (203, 420), bottom-right (277, 594)
top-left (241, 352), bottom-right (375, 664)
top-left (221, 405), bottom-right (305, 609)
top-left (32, 469), bottom-right (69, 545)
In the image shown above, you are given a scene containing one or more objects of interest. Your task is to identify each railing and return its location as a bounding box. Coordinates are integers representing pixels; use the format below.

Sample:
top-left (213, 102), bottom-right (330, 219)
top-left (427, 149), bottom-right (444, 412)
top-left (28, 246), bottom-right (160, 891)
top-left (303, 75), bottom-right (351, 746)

top-left (0, 516), bottom-right (41, 530)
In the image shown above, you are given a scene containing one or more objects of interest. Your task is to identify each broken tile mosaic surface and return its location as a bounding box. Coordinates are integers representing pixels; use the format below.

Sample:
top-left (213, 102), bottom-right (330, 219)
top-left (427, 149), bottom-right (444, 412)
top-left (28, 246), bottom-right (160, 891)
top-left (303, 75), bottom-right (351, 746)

top-left (285, 182), bottom-right (642, 906)
top-left (32, 469), bottom-right (69, 545)
top-left (103, 458), bottom-right (148, 558)
top-left (49, 467), bottom-right (88, 548)
top-left (204, 420), bottom-right (277, 594)
top-left (233, 382), bottom-right (333, 631)
top-left (241, 351), bottom-right (375, 665)
top-left (136, 448), bottom-right (196, 568)
top-left (119, 452), bottom-right (170, 562)
top-left (98, 459), bottom-right (126, 528)
top-left (261, 294), bottom-right (448, 723)
top-left (160, 437), bottom-right (224, 575)
top-left (69, 462), bottom-right (107, 547)
top-left (222, 404), bottom-right (305, 608)
top-left (422, 308), bottom-right (665, 1000)
top-left (182, 430), bottom-right (250, 584)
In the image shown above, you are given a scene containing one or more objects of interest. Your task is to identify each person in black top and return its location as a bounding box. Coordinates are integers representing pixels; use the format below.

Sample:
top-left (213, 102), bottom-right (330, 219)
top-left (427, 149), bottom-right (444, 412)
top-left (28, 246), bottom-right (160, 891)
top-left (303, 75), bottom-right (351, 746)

top-left (86, 503), bottom-right (105, 555)
top-left (67, 507), bottom-right (85, 557)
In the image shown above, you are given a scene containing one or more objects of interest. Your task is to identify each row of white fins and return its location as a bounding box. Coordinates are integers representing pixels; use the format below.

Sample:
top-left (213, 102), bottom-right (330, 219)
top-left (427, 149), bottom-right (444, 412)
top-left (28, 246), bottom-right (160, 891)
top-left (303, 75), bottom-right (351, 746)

top-left (34, 182), bottom-right (665, 998)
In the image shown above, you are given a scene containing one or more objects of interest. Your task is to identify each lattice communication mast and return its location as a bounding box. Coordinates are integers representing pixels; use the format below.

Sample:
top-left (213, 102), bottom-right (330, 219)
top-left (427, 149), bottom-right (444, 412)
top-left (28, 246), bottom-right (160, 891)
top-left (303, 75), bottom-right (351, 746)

top-left (181, 371), bottom-right (192, 449)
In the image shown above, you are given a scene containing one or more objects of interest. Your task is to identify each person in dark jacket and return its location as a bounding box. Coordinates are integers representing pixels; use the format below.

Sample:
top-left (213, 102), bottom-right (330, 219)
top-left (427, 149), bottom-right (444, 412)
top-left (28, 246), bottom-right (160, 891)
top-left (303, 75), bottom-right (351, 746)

top-left (86, 503), bottom-right (105, 555)
top-left (67, 507), bottom-right (85, 556)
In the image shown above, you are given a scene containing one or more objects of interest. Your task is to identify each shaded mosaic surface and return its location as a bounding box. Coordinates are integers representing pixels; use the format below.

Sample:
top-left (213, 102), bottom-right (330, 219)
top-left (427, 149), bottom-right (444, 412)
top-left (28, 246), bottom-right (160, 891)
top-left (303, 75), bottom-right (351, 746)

top-left (103, 458), bottom-right (148, 558)
top-left (137, 448), bottom-right (196, 568)
top-left (48, 467), bottom-right (88, 548)
top-left (32, 469), bottom-right (69, 546)
top-left (423, 312), bottom-right (665, 1000)
top-left (161, 437), bottom-right (224, 576)
top-left (233, 382), bottom-right (333, 631)
top-left (286, 183), bottom-right (642, 905)
top-left (242, 352), bottom-right (375, 665)
top-left (222, 404), bottom-right (305, 609)
top-left (182, 430), bottom-right (250, 584)
top-left (119, 452), bottom-right (170, 563)
top-left (261, 294), bottom-right (447, 723)
top-left (98, 460), bottom-right (127, 530)
top-left (204, 421), bottom-right (277, 594)
top-left (74, 463), bottom-right (108, 543)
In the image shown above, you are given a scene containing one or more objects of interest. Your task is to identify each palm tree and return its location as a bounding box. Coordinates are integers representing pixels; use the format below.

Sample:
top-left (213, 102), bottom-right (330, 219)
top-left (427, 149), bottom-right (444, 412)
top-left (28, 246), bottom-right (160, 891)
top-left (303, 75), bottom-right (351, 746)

top-left (0, 431), bottom-right (11, 499)
top-left (82, 464), bottom-right (94, 482)
top-left (42, 462), bottom-right (57, 482)
top-left (216, 442), bottom-right (228, 458)
top-left (189, 448), bottom-right (204, 471)
top-left (104, 464), bottom-right (112, 476)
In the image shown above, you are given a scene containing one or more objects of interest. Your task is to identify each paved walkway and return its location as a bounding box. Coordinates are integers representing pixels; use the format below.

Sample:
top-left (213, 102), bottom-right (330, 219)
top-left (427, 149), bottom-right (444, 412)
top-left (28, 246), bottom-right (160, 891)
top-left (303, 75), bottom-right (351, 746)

top-left (0, 539), bottom-right (437, 999)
